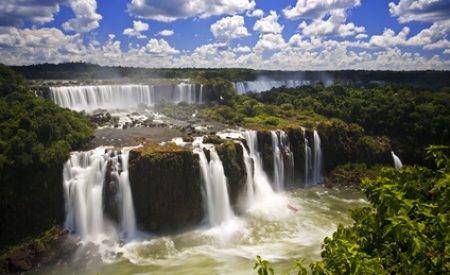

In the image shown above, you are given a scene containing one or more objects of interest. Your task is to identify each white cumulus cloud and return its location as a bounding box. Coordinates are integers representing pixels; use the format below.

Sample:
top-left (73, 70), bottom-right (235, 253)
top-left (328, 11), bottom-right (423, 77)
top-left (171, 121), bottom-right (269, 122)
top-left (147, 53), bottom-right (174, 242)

top-left (253, 11), bottom-right (284, 34)
top-left (127, 0), bottom-right (255, 22)
top-left (210, 15), bottom-right (250, 41)
top-left (283, 0), bottom-right (361, 20)
top-left (62, 0), bottom-right (102, 33)
top-left (389, 0), bottom-right (450, 23)
top-left (123, 20), bottom-right (149, 39)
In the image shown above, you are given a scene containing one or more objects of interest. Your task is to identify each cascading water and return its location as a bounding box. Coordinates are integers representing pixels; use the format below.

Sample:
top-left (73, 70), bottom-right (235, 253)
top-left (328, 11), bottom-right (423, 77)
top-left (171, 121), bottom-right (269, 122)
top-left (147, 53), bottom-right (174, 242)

top-left (46, 83), bottom-right (203, 112)
top-left (233, 80), bottom-right (312, 94)
top-left (63, 147), bottom-right (136, 241)
top-left (312, 130), bottom-right (323, 184)
top-left (50, 85), bottom-right (156, 111)
top-left (270, 130), bottom-right (295, 190)
top-left (241, 130), bottom-right (278, 208)
top-left (302, 129), bottom-right (323, 186)
top-left (271, 131), bottom-right (285, 191)
top-left (391, 151), bottom-right (403, 170)
top-left (194, 139), bottom-right (234, 226)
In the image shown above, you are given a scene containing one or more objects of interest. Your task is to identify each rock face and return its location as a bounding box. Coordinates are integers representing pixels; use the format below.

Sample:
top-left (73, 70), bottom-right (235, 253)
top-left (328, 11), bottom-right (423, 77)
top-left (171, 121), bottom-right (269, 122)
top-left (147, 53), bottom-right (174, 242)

top-left (286, 128), bottom-right (306, 186)
top-left (215, 140), bottom-right (247, 212)
top-left (128, 144), bottom-right (203, 232)
top-left (257, 131), bottom-right (274, 180)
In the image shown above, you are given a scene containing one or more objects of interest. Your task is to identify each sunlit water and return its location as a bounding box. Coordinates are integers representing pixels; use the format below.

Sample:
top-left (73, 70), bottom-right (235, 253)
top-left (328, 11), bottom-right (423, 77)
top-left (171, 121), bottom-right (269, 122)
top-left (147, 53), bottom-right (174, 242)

top-left (31, 186), bottom-right (367, 275)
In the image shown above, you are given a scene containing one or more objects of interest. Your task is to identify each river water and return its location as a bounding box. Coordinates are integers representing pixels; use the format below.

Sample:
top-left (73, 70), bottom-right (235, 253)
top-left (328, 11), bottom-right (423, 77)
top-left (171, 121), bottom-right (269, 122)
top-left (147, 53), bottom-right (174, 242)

top-left (32, 186), bottom-right (367, 275)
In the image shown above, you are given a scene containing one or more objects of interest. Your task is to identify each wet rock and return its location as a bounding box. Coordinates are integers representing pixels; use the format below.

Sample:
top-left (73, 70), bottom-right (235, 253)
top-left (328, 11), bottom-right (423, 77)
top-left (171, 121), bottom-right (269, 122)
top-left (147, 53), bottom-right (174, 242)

top-left (128, 144), bottom-right (203, 232)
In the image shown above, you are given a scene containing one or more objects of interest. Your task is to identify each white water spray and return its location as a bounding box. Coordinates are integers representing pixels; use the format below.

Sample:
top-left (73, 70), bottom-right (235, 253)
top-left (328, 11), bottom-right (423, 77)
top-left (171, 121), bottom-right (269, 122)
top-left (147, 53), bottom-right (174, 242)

top-left (194, 139), bottom-right (234, 226)
top-left (63, 147), bottom-right (136, 241)
top-left (312, 130), bottom-right (323, 184)
top-left (391, 151), bottom-right (403, 170)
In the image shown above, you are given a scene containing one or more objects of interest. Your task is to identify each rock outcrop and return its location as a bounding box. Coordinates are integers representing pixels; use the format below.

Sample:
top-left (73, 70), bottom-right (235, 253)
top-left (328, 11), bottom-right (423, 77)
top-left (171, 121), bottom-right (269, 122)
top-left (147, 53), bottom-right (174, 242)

top-left (128, 144), bottom-right (203, 232)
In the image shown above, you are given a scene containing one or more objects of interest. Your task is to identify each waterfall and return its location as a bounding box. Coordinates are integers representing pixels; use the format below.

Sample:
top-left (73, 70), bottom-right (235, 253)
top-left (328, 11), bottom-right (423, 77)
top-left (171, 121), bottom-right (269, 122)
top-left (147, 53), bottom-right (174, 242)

top-left (302, 129), bottom-right (322, 186)
top-left (241, 130), bottom-right (277, 206)
top-left (47, 83), bottom-right (203, 112)
top-left (63, 147), bottom-right (136, 241)
top-left (50, 85), bottom-right (156, 111)
top-left (194, 140), bottom-right (234, 226)
top-left (233, 80), bottom-right (313, 94)
top-left (270, 130), bottom-right (294, 190)
top-left (391, 151), bottom-right (403, 170)
top-left (312, 130), bottom-right (323, 184)
top-left (271, 131), bottom-right (285, 191)
top-left (199, 85), bottom-right (203, 104)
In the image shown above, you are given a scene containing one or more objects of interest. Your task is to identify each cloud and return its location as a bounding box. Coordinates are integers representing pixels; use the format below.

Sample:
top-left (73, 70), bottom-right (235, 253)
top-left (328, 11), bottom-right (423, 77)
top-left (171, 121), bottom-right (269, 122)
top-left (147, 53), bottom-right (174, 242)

top-left (157, 29), bottom-right (174, 36)
top-left (283, 0), bottom-right (361, 20)
top-left (127, 0), bottom-right (255, 22)
top-left (246, 9), bottom-right (264, 17)
top-left (253, 11), bottom-right (284, 34)
top-left (0, 27), bottom-right (85, 64)
top-left (210, 15), bottom-right (250, 41)
top-left (139, 38), bottom-right (179, 55)
top-left (254, 33), bottom-right (286, 52)
top-left (368, 21), bottom-right (450, 49)
top-left (299, 9), bottom-right (364, 37)
top-left (233, 46), bottom-right (252, 53)
top-left (62, 0), bottom-right (102, 33)
top-left (283, 0), bottom-right (363, 38)
top-left (389, 0), bottom-right (450, 23)
top-left (123, 20), bottom-right (149, 39)
top-left (0, 0), bottom-right (65, 27)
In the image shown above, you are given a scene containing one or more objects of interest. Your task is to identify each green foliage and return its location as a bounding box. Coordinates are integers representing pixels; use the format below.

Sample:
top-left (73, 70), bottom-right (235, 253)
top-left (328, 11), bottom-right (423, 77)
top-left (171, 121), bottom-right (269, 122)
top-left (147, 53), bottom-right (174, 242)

top-left (254, 256), bottom-right (274, 275)
top-left (0, 65), bottom-right (94, 248)
top-left (254, 84), bottom-right (450, 163)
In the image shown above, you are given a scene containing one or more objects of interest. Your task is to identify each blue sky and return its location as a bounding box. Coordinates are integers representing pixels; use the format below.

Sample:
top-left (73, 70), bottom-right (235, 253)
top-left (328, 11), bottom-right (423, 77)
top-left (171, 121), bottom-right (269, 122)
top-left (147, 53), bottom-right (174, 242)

top-left (0, 0), bottom-right (449, 70)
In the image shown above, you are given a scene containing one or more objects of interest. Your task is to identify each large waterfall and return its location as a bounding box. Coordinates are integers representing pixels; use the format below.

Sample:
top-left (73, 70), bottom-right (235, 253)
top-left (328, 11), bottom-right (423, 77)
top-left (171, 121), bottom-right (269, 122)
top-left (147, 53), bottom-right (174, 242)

top-left (194, 140), bottom-right (234, 226)
top-left (63, 147), bottom-right (136, 241)
top-left (391, 151), bottom-right (403, 170)
top-left (45, 83), bottom-right (203, 111)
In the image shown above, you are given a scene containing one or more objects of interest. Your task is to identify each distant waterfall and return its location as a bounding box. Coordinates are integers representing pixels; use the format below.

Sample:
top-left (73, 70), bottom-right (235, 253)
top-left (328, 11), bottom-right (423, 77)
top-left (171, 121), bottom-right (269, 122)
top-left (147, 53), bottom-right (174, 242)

top-left (194, 140), bottom-right (234, 226)
top-left (63, 147), bottom-right (136, 241)
top-left (46, 83), bottom-right (204, 111)
top-left (242, 130), bottom-right (277, 207)
top-left (302, 129), bottom-right (323, 186)
top-left (233, 80), bottom-right (312, 94)
top-left (391, 151), bottom-right (403, 170)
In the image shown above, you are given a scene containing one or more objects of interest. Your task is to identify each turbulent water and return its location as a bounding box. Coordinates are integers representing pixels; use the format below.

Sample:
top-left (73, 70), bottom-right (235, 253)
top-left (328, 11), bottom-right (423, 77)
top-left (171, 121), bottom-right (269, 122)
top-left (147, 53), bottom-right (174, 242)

top-left (45, 84), bottom-right (203, 112)
top-left (34, 128), bottom-right (340, 274)
top-left (31, 187), bottom-right (366, 275)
